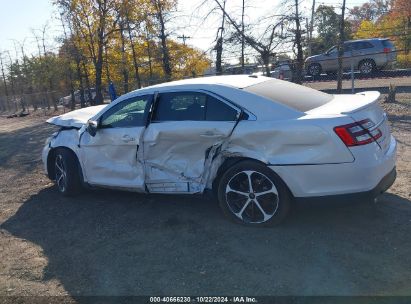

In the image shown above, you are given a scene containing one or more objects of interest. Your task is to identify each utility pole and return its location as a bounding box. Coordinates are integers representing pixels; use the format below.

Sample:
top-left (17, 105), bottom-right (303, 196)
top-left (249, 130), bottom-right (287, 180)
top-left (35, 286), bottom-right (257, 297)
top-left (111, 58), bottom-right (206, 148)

top-left (177, 34), bottom-right (191, 46)
top-left (337, 0), bottom-right (346, 93)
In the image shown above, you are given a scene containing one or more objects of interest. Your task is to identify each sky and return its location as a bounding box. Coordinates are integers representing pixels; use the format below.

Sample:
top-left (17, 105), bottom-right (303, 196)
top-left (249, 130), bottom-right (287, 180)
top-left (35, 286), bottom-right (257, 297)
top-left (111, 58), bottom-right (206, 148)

top-left (0, 0), bottom-right (369, 63)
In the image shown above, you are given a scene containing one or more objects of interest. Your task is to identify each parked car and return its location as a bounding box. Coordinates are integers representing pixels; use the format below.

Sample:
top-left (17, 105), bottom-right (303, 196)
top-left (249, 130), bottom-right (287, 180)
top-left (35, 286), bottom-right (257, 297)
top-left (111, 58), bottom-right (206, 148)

top-left (270, 63), bottom-right (293, 80)
top-left (59, 88), bottom-right (96, 107)
top-left (252, 64), bottom-right (301, 81)
top-left (43, 75), bottom-right (396, 226)
top-left (305, 38), bottom-right (397, 76)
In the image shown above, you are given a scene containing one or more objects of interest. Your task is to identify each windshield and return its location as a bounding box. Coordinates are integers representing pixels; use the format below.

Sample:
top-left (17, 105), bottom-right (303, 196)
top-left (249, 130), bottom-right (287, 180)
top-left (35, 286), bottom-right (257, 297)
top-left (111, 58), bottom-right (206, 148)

top-left (243, 79), bottom-right (333, 112)
top-left (326, 46), bottom-right (337, 54)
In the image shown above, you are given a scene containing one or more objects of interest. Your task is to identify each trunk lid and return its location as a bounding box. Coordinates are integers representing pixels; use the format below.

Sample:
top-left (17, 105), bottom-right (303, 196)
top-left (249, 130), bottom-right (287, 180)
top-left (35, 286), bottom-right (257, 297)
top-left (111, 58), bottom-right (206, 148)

top-left (306, 91), bottom-right (391, 153)
top-left (46, 105), bottom-right (106, 128)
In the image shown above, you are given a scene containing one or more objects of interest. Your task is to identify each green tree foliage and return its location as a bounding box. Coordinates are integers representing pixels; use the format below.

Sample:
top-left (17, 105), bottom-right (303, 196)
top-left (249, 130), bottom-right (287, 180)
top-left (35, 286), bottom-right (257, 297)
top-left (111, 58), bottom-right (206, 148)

top-left (311, 5), bottom-right (352, 55)
top-left (353, 0), bottom-right (411, 67)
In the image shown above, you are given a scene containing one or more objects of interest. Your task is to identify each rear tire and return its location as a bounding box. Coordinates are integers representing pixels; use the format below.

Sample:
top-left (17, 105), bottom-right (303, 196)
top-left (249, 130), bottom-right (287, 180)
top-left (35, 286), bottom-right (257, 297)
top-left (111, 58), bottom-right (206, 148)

top-left (54, 148), bottom-right (82, 196)
top-left (217, 160), bottom-right (291, 226)
top-left (359, 59), bottom-right (375, 75)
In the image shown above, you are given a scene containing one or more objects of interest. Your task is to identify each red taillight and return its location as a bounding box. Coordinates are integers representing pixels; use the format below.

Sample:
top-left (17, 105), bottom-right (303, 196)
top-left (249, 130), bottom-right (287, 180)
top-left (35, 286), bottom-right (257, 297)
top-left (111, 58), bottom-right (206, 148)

top-left (383, 47), bottom-right (391, 53)
top-left (334, 119), bottom-right (382, 147)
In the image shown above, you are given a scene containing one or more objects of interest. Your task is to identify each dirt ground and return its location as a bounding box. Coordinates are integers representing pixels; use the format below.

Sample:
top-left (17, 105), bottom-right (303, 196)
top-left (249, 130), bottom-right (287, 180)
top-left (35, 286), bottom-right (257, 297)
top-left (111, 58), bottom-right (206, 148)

top-left (0, 96), bottom-right (410, 299)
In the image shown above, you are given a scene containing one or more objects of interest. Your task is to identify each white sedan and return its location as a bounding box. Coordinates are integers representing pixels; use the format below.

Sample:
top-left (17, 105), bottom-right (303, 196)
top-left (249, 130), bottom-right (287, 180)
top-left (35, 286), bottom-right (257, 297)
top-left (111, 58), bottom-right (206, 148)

top-left (42, 75), bottom-right (396, 226)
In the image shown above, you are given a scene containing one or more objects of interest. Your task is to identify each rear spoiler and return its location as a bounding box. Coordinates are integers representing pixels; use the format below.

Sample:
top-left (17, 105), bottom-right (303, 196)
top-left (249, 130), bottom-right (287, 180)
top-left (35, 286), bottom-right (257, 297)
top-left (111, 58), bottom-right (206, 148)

top-left (340, 91), bottom-right (380, 114)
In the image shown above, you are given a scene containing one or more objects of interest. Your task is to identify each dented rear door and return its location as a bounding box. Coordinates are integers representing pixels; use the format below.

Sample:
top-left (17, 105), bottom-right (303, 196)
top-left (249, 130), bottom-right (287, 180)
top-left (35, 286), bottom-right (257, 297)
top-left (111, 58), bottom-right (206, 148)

top-left (143, 91), bottom-right (240, 193)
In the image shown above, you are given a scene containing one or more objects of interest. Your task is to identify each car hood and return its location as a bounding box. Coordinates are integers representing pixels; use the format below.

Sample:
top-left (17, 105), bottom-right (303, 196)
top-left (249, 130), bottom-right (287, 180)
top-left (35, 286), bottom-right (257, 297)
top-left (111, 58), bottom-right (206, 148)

top-left (46, 105), bottom-right (107, 128)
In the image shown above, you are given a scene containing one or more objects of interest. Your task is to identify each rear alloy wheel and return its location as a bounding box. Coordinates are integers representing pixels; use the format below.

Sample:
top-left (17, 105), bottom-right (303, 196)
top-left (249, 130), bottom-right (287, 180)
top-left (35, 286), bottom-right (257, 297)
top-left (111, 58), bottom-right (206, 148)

top-left (359, 59), bottom-right (375, 75)
top-left (308, 63), bottom-right (322, 77)
top-left (218, 161), bottom-right (290, 226)
top-left (54, 149), bottom-right (82, 196)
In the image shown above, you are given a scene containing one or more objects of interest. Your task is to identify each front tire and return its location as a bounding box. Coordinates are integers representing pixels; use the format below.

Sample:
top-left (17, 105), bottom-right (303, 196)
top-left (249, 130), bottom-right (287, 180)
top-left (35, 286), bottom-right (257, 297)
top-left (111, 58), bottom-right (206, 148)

top-left (307, 63), bottom-right (322, 77)
top-left (217, 160), bottom-right (291, 226)
top-left (54, 149), bottom-right (82, 196)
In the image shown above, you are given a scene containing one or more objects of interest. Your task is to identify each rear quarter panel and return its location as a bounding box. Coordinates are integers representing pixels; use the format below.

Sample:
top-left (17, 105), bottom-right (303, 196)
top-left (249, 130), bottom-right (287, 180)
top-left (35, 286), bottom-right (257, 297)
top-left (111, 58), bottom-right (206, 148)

top-left (224, 117), bottom-right (354, 165)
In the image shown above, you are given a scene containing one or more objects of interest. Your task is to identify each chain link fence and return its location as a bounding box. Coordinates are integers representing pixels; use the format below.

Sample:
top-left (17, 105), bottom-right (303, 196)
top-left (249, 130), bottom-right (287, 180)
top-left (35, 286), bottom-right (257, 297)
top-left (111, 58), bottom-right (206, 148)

top-left (1, 49), bottom-right (409, 117)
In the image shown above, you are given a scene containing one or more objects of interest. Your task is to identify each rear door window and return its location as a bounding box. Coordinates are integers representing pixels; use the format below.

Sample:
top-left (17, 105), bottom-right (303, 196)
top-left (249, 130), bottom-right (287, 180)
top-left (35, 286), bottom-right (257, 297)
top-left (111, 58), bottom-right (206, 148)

top-left (352, 41), bottom-right (374, 50)
top-left (206, 95), bottom-right (238, 121)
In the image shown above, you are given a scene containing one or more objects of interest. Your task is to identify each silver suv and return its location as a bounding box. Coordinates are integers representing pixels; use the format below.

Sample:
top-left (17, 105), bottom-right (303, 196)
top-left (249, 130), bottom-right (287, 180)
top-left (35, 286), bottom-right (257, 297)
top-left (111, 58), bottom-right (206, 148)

top-left (305, 38), bottom-right (396, 76)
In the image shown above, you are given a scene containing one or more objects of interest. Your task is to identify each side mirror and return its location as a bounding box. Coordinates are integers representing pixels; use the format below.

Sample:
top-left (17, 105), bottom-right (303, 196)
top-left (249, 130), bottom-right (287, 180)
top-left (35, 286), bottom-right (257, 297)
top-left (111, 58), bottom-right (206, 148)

top-left (86, 119), bottom-right (98, 137)
top-left (325, 52), bottom-right (330, 56)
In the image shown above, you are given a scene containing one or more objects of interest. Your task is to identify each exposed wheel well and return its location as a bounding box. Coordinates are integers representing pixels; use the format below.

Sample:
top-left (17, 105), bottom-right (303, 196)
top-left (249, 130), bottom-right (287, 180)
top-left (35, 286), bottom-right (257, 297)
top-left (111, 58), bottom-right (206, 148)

top-left (47, 147), bottom-right (82, 181)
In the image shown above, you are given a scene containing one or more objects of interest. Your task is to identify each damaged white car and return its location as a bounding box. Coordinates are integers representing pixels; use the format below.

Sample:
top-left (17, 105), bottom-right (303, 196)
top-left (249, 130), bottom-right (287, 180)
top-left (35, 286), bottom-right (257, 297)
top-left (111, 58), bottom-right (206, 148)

top-left (42, 75), bottom-right (396, 226)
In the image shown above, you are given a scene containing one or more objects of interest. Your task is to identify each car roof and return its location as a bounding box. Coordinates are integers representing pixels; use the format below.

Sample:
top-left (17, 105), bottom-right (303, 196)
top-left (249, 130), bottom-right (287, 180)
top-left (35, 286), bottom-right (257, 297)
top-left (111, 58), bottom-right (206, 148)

top-left (146, 75), bottom-right (269, 90)
top-left (345, 38), bottom-right (389, 43)
top-left (111, 75), bottom-right (314, 120)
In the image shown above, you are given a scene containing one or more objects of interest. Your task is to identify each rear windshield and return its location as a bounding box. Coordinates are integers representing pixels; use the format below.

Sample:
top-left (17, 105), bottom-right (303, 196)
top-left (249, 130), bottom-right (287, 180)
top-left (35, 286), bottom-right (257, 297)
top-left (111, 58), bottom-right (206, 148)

top-left (243, 79), bottom-right (333, 112)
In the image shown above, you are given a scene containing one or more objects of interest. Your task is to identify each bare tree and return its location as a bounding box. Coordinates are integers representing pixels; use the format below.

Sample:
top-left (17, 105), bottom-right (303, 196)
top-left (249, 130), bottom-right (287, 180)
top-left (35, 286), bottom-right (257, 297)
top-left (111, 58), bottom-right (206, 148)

top-left (214, 0), bottom-right (284, 76)
top-left (125, 14), bottom-right (142, 88)
top-left (153, 0), bottom-right (172, 81)
top-left (214, 0), bottom-right (226, 75)
top-left (0, 53), bottom-right (10, 111)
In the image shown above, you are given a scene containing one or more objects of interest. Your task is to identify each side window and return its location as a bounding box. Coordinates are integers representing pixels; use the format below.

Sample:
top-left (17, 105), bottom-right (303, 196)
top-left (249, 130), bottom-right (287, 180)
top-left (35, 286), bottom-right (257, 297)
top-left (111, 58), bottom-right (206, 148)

top-left (327, 46), bottom-right (337, 54)
top-left (153, 92), bottom-right (239, 122)
top-left (343, 43), bottom-right (352, 52)
top-left (100, 95), bottom-right (150, 128)
top-left (206, 95), bottom-right (238, 121)
top-left (352, 41), bottom-right (374, 50)
top-left (153, 92), bottom-right (206, 121)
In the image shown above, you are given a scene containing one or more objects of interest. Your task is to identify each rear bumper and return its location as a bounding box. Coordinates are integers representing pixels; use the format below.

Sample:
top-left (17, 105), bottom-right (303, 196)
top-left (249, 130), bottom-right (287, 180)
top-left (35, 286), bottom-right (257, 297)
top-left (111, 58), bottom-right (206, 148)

top-left (294, 167), bottom-right (396, 204)
top-left (269, 135), bottom-right (397, 198)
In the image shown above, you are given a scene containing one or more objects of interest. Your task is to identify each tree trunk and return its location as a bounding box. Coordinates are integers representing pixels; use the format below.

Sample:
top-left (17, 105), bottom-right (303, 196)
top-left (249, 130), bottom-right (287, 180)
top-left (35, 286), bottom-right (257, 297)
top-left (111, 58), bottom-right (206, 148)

top-left (75, 58), bottom-right (86, 108)
top-left (262, 51), bottom-right (270, 76)
top-left (241, 0), bottom-right (245, 73)
top-left (145, 25), bottom-right (154, 83)
top-left (293, 0), bottom-right (304, 84)
top-left (216, 37), bottom-right (223, 75)
top-left (82, 60), bottom-right (93, 103)
top-left (337, 0), bottom-right (346, 93)
top-left (94, 38), bottom-right (104, 105)
top-left (155, 1), bottom-right (172, 81)
top-left (0, 56), bottom-right (10, 111)
top-left (120, 21), bottom-right (129, 93)
top-left (127, 19), bottom-right (142, 89)
top-left (215, 0), bottom-right (226, 75)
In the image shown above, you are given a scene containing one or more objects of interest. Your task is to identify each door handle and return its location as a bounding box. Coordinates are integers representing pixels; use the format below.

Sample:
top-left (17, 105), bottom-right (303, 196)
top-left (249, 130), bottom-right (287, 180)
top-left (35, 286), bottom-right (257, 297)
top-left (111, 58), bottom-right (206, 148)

top-left (122, 135), bottom-right (135, 142)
